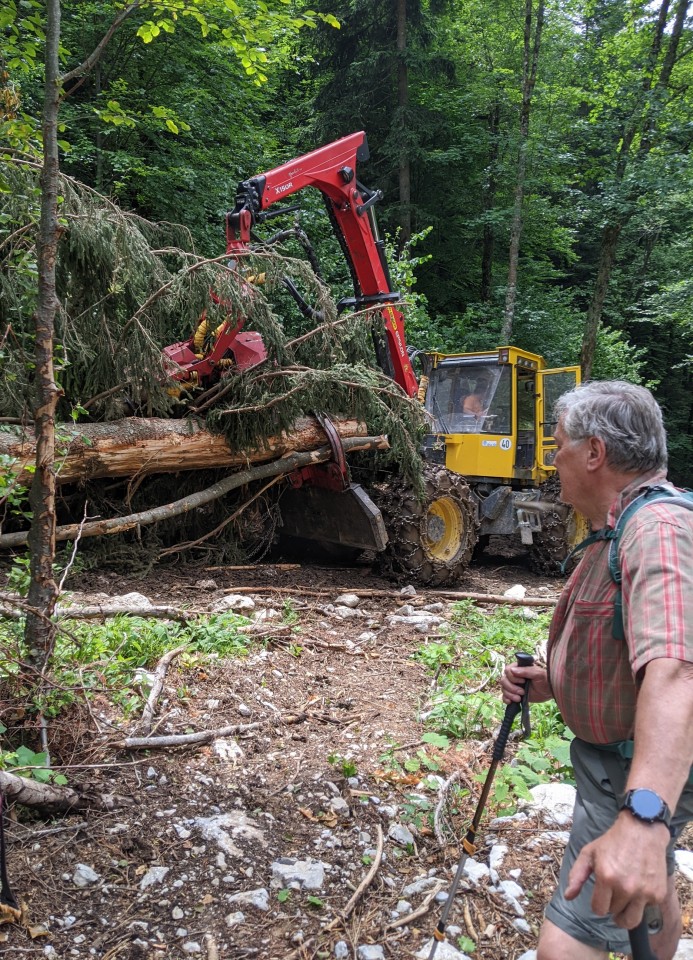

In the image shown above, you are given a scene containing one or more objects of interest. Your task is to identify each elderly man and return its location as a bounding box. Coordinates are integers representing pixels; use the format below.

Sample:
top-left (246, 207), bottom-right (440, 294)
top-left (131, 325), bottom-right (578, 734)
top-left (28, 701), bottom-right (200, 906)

top-left (501, 380), bottom-right (693, 960)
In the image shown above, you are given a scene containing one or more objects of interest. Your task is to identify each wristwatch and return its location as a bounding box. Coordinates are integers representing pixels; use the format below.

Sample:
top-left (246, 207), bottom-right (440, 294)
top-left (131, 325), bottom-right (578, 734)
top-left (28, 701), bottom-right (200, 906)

top-left (621, 788), bottom-right (672, 828)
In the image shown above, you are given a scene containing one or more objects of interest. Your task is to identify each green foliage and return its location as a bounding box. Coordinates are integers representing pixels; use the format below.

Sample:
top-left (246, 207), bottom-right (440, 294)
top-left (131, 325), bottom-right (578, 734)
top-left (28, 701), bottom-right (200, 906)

top-left (327, 753), bottom-right (357, 778)
top-left (412, 602), bottom-right (574, 812)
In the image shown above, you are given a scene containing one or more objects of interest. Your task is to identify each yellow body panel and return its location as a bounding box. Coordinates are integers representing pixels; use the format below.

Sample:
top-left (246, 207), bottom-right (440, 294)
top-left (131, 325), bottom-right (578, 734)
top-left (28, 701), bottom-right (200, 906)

top-left (423, 346), bottom-right (580, 487)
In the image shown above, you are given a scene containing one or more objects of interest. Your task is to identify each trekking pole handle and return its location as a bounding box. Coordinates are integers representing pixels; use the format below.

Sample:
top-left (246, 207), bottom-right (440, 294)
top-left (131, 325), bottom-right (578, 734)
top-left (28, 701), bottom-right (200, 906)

top-left (492, 652), bottom-right (534, 762)
top-left (629, 917), bottom-right (657, 960)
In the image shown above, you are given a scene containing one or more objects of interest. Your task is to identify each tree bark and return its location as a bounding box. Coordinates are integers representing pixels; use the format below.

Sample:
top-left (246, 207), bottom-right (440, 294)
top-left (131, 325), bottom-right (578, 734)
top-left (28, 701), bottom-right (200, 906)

top-left (0, 769), bottom-right (118, 814)
top-left (0, 435), bottom-right (389, 549)
top-left (26, 0), bottom-right (62, 663)
top-left (1, 415), bottom-right (370, 485)
top-left (396, 0), bottom-right (411, 246)
top-left (480, 104), bottom-right (500, 303)
top-left (501, 0), bottom-right (544, 343)
top-left (580, 0), bottom-right (689, 378)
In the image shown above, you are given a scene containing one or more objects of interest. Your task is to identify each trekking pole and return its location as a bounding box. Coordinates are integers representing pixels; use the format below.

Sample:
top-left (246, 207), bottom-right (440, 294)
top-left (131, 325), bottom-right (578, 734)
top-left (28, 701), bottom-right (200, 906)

top-left (427, 651), bottom-right (534, 960)
top-left (628, 904), bottom-right (663, 960)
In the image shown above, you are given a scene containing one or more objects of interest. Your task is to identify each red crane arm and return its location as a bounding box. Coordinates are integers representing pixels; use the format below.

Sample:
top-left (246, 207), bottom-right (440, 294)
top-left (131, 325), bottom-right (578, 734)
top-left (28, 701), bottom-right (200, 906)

top-left (225, 131), bottom-right (418, 397)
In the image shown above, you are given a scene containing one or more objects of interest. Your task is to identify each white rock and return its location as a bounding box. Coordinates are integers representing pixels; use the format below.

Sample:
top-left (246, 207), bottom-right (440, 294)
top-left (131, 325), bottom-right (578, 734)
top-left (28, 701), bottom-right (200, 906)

top-left (463, 859), bottom-right (489, 885)
top-left (415, 940), bottom-right (471, 959)
top-left (520, 607), bottom-right (539, 620)
top-left (516, 952), bottom-right (537, 960)
top-left (72, 864), bottom-right (100, 888)
top-left (172, 907), bottom-right (184, 920)
top-left (212, 594), bottom-right (256, 613)
top-left (212, 738), bottom-right (244, 765)
top-left (334, 605), bottom-right (359, 619)
top-left (489, 844), bottom-right (508, 872)
top-left (674, 941), bottom-right (693, 959)
top-left (225, 911), bottom-right (245, 927)
top-left (139, 866), bottom-right (169, 891)
top-left (396, 604), bottom-right (416, 616)
top-left (489, 812), bottom-right (528, 827)
top-left (494, 879), bottom-right (525, 916)
top-left (330, 797), bottom-right (350, 816)
top-left (227, 888), bottom-right (269, 912)
top-left (388, 823), bottom-right (415, 847)
top-left (334, 943), bottom-right (349, 960)
top-left (113, 592), bottom-right (153, 609)
top-left (271, 858), bottom-right (327, 891)
top-left (191, 812), bottom-right (266, 858)
top-left (676, 851), bottom-right (693, 882)
top-left (400, 585), bottom-right (417, 598)
top-left (395, 900), bottom-right (412, 915)
top-left (195, 579), bottom-right (217, 591)
top-left (402, 876), bottom-right (441, 896)
top-left (335, 593), bottom-right (360, 608)
top-left (519, 783), bottom-right (576, 826)
top-left (525, 830), bottom-right (570, 849)
top-left (357, 631), bottom-right (377, 643)
top-left (513, 918), bottom-right (532, 934)
top-left (356, 947), bottom-right (385, 960)
top-left (503, 585), bottom-right (526, 601)
top-left (182, 943), bottom-right (202, 954)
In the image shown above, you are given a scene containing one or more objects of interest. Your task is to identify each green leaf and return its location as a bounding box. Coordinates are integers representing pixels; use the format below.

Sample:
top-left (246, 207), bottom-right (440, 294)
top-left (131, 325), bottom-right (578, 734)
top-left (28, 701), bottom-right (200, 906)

top-left (403, 757), bottom-right (421, 772)
top-left (165, 119), bottom-right (179, 134)
top-left (421, 732), bottom-right (450, 749)
top-left (54, 774), bottom-right (68, 786)
top-left (277, 888), bottom-right (291, 902)
top-left (306, 895), bottom-right (324, 908)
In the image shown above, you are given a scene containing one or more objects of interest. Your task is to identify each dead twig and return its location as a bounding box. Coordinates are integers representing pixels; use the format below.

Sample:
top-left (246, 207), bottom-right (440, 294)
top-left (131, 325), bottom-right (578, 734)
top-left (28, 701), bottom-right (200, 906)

top-left (136, 644), bottom-right (187, 736)
top-left (343, 823), bottom-right (384, 918)
top-left (120, 711), bottom-right (308, 750)
top-left (383, 881), bottom-right (446, 930)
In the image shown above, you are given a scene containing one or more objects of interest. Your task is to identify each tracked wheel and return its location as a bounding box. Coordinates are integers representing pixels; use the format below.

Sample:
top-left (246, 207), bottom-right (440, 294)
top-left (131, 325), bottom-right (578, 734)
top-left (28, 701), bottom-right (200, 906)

top-left (374, 465), bottom-right (478, 586)
top-left (528, 475), bottom-right (589, 576)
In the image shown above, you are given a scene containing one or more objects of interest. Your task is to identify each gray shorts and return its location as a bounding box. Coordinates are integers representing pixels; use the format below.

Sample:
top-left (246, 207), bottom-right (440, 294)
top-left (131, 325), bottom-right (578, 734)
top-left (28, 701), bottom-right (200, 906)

top-left (545, 737), bottom-right (693, 954)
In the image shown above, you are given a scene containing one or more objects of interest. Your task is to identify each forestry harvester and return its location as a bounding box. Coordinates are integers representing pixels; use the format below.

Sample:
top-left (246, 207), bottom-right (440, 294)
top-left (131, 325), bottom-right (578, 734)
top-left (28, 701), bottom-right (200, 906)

top-left (165, 132), bottom-right (585, 583)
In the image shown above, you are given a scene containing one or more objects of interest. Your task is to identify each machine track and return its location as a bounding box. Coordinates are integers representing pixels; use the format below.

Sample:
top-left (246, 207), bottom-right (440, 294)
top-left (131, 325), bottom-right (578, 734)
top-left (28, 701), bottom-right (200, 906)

top-left (528, 475), bottom-right (588, 576)
top-left (373, 464), bottom-right (477, 586)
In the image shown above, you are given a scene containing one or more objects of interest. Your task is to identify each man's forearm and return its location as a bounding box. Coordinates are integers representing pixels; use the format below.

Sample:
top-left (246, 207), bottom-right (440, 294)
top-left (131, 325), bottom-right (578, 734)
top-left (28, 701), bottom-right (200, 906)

top-left (628, 658), bottom-right (693, 810)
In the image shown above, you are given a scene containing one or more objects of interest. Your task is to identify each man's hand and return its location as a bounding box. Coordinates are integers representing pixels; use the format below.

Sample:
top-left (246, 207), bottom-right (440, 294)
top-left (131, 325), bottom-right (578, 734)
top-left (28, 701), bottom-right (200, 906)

top-left (565, 812), bottom-right (670, 929)
top-left (500, 663), bottom-right (552, 704)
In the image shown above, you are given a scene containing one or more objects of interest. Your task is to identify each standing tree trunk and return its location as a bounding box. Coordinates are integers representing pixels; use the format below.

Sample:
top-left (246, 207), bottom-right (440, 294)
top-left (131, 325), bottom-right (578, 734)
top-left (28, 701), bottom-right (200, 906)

top-left (25, 0), bottom-right (62, 662)
top-left (396, 0), bottom-right (411, 246)
top-left (480, 103), bottom-right (500, 303)
top-left (580, 0), bottom-right (688, 379)
top-left (501, 0), bottom-right (544, 343)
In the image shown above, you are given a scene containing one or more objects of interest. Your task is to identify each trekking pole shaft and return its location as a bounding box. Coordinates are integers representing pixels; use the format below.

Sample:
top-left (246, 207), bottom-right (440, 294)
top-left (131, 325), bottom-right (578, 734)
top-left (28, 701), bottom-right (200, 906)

top-left (427, 652), bottom-right (534, 960)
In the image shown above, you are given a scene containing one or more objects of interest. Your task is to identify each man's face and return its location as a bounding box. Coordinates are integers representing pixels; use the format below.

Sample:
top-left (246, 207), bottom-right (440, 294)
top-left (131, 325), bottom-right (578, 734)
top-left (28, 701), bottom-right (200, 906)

top-left (554, 420), bottom-right (591, 511)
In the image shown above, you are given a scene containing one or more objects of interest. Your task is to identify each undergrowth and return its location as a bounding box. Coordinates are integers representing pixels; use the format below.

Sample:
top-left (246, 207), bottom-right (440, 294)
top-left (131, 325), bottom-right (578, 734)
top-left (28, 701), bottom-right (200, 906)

top-left (407, 600), bottom-right (574, 815)
top-left (0, 611), bottom-right (253, 781)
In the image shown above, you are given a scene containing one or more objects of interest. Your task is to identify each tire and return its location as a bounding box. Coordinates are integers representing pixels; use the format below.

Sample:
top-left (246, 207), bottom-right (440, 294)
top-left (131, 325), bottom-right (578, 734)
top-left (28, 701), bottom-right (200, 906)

top-left (374, 464), bottom-right (478, 586)
top-left (528, 476), bottom-right (589, 575)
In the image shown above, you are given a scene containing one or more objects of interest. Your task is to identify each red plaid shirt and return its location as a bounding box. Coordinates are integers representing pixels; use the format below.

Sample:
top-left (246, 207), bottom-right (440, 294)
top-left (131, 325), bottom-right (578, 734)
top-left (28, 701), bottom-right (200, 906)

top-left (547, 471), bottom-right (693, 744)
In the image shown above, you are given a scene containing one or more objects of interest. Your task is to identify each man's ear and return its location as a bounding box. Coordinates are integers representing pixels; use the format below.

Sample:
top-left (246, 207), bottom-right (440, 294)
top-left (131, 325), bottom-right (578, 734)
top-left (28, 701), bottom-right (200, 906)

top-left (585, 435), bottom-right (607, 472)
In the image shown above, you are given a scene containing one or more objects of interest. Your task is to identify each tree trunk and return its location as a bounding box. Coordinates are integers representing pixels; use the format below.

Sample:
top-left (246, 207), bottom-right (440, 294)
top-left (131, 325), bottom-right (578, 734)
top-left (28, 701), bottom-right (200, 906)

top-left (480, 104), bottom-right (500, 303)
top-left (396, 0), bottom-right (411, 246)
top-left (580, 0), bottom-right (688, 377)
top-left (1, 415), bottom-right (370, 485)
top-left (25, 0), bottom-right (62, 663)
top-left (501, 0), bottom-right (544, 343)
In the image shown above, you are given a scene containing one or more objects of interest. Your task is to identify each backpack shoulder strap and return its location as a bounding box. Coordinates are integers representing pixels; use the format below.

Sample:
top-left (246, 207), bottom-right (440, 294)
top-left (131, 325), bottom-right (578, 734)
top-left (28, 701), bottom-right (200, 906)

top-left (610, 485), bottom-right (693, 640)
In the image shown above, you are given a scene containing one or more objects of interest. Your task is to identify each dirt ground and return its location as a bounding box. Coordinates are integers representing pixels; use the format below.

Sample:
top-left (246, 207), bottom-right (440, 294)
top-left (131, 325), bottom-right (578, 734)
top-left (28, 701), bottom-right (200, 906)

top-left (2, 548), bottom-right (692, 960)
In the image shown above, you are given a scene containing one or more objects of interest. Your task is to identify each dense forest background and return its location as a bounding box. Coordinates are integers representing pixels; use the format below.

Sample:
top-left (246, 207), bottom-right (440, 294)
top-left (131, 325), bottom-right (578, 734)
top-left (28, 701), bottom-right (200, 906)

top-left (1, 0), bottom-right (692, 481)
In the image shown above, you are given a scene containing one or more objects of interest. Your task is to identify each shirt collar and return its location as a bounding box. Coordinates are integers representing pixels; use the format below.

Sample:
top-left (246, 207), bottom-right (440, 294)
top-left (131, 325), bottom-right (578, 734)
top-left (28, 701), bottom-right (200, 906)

top-left (606, 469), bottom-right (670, 528)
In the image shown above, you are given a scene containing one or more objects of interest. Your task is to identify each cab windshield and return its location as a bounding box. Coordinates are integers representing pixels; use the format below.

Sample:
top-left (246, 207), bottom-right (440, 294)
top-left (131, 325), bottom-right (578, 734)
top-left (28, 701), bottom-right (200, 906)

top-left (425, 363), bottom-right (511, 435)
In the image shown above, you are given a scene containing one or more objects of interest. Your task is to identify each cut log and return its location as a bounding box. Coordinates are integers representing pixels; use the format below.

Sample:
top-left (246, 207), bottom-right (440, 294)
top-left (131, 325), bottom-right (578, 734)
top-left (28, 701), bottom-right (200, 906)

top-left (0, 415), bottom-right (369, 485)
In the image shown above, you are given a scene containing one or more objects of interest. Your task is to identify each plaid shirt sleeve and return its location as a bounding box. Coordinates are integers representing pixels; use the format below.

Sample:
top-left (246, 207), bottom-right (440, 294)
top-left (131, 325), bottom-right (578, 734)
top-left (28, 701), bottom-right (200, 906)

top-left (621, 502), bottom-right (693, 677)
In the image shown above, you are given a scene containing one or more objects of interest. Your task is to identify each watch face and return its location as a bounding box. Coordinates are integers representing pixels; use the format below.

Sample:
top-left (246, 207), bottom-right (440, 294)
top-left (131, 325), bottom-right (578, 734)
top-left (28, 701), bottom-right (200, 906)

top-left (631, 789), bottom-right (664, 820)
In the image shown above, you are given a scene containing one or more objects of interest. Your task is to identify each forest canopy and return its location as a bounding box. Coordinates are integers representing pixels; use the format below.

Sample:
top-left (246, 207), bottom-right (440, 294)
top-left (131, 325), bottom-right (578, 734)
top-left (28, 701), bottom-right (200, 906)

top-left (1, 0), bottom-right (691, 481)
